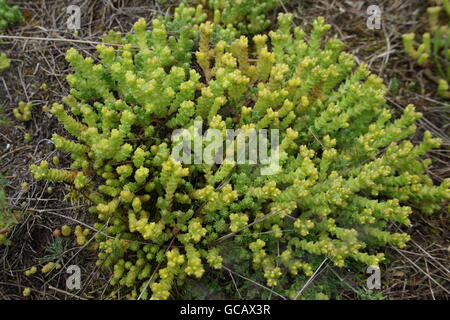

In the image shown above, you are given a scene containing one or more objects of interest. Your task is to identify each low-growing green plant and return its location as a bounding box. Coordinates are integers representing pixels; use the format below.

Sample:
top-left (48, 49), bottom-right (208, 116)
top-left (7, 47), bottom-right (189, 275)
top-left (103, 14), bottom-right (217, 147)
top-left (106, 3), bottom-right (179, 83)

top-left (0, 52), bottom-right (10, 126)
top-left (403, 0), bottom-right (450, 98)
top-left (0, 0), bottom-right (22, 30)
top-left (38, 237), bottom-right (69, 264)
top-left (0, 34), bottom-right (11, 245)
top-left (0, 52), bottom-right (10, 69)
top-left (22, 287), bottom-right (31, 297)
top-left (13, 101), bottom-right (33, 121)
top-left (0, 105), bottom-right (7, 126)
top-left (0, 0), bottom-right (21, 76)
top-left (0, 176), bottom-right (17, 246)
top-left (30, 5), bottom-right (449, 300)
top-left (24, 266), bottom-right (37, 277)
top-left (194, 0), bottom-right (283, 35)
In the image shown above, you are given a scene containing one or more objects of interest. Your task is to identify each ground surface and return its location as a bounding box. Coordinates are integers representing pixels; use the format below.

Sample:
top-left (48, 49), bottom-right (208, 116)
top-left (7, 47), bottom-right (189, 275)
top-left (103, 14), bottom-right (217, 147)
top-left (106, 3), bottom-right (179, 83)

top-left (0, 0), bottom-right (448, 300)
